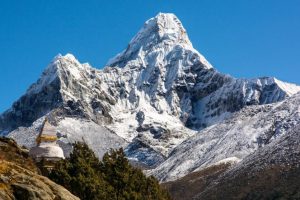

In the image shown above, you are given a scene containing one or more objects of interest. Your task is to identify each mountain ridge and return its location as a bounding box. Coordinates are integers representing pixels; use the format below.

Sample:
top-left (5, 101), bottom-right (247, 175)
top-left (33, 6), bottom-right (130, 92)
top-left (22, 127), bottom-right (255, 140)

top-left (149, 92), bottom-right (300, 181)
top-left (1, 12), bottom-right (300, 173)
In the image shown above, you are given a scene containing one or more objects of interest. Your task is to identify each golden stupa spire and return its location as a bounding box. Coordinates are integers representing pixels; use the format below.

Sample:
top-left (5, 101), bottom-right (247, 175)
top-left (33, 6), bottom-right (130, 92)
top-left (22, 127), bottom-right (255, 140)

top-left (36, 117), bottom-right (58, 145)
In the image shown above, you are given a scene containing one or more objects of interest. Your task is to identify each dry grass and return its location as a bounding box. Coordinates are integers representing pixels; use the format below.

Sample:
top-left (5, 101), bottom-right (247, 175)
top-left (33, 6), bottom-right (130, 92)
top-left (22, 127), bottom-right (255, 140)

top-left (162, 163), bottom-right (231, 200)
top-left (0, 137), bottom-right (38, 173)
top-left (163, 162), bottom-right (300, 200)
top-left (0, 137), bottom-right (79, 200)
top-left (0, 161), bottom-right (10, 192)
top-left (198, 164), bottom-right (300, 200)
top-left (0, 161), bottom-right (8, 173)
top-left (0, 183), bottom-right (7, 189)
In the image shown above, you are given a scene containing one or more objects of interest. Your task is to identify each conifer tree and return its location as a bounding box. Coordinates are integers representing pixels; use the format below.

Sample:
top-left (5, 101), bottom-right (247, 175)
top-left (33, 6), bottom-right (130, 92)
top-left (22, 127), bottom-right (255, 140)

top-left (48, 142), bottom-right (171, 200)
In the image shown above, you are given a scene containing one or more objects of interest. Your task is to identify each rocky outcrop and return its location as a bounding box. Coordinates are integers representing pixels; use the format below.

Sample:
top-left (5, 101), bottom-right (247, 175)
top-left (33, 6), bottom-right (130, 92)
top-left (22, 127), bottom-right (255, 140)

top-left (0, 137), bottom-right (79, 200)
top-left (0, 161), bottom-right (80, 200)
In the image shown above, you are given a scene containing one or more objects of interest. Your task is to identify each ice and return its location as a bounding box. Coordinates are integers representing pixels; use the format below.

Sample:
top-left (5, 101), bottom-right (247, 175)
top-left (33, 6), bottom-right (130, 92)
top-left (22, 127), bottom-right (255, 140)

top-left (1, 13), bottom-right (300, 182)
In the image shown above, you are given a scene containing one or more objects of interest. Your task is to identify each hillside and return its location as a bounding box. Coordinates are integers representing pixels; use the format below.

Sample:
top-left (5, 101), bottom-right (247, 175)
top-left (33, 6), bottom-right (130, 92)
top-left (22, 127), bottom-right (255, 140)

top-left (0, 137), bottom-right (79, 200)
top-left (163, 125), bottom-right (300, 199)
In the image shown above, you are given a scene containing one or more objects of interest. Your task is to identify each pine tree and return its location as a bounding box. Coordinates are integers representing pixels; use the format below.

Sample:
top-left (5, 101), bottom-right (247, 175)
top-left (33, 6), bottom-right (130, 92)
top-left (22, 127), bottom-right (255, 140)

top-left (101, 148), bottom-right (131, 200)
top-left (49, 142), bottom-right (113, 200)
top-left (48, 142), bottom-right (171, 200)
top-left (101, 148), bottom-right (171, 200)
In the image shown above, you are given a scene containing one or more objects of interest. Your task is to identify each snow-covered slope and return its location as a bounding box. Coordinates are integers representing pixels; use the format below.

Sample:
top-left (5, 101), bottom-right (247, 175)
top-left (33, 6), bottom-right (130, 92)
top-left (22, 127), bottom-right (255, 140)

top-left (193, 124), bottom-right (300, 199)
top-left (1, 13), bottom-right (300, 170)
top-left (149, 92), bottom-right (300, 181)
top-left (163, 122), bottom-right (300, 199)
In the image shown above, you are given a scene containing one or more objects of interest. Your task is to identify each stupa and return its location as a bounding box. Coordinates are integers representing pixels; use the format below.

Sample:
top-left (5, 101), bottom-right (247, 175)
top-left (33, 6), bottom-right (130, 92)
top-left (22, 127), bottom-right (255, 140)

top-left (29, 118), bottom-right (65, 161)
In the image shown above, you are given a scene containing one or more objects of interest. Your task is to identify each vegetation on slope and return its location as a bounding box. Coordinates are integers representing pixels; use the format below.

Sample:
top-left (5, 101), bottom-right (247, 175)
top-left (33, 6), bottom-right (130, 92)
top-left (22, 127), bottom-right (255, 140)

top-left (162, 163), bottom-right (231, 200)
top-left (196, 164), bottom-right (300, 199)
top-left (48, 142), bottom-right (171, 200)
top-left (0, 137), bottom-right (79, 200)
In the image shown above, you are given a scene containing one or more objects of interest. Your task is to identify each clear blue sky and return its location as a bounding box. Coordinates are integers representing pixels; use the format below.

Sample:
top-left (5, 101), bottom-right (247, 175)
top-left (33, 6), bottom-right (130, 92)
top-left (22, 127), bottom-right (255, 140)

top-left (1, 0), bottom-right (300, 113)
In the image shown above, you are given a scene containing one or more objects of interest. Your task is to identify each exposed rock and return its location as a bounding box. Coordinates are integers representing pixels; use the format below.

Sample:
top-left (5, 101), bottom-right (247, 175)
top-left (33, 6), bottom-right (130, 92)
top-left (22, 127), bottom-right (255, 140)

top-left (149, 93), bottom-right (300, 182)
top-left (1, 12), bottom-right (300, 170)
top-left (0, 137), bottom-right (79, 200)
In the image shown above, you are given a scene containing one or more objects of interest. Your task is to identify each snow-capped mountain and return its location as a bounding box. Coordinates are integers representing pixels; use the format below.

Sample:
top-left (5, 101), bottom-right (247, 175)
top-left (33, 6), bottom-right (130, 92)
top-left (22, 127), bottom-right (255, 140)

top-left (149, 92), bottom-right (300, 181)
top-left (1, 13), bottom-right (300, 172)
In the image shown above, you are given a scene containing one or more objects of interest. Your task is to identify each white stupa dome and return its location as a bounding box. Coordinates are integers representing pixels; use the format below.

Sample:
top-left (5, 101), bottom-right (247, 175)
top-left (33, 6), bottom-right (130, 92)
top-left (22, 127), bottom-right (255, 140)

top-left (29, 143), bottom-right (65, 159)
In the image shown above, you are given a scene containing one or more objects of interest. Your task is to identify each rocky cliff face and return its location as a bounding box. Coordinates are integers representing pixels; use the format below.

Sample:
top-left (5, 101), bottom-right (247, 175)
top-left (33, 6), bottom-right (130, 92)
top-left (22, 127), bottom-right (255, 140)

top-left (1, 13), bottom-right (300, 170)
top-left (0, 137), bottom-right (79, 200)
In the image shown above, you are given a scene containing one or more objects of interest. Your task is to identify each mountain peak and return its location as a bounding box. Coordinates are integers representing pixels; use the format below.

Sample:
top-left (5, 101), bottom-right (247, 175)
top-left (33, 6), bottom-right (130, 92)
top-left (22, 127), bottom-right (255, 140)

top-left (26, 53), bottom-right (85, 95)
top-left (130, 12), bottom-right (192, 48)
top-left (144, 13), bottom-right (190, 45)
top-left (52, 53), bottom-right (79, 64)
top-left (107, 13), bottom-right (194, 67)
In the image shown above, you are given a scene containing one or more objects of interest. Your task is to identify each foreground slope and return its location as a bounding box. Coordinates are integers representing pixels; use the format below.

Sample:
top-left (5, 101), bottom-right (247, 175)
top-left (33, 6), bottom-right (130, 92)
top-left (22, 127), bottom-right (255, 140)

top-left (162, 163), bottom-right (232, 200)
top-left (196, 124), bottom-right (300, 199)
top-left (0, 137), bottom-right (79, 200)
top-left (1, 13), bottom-right (300, 169)
top-left (164, 123), bottom-right (300, 200)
